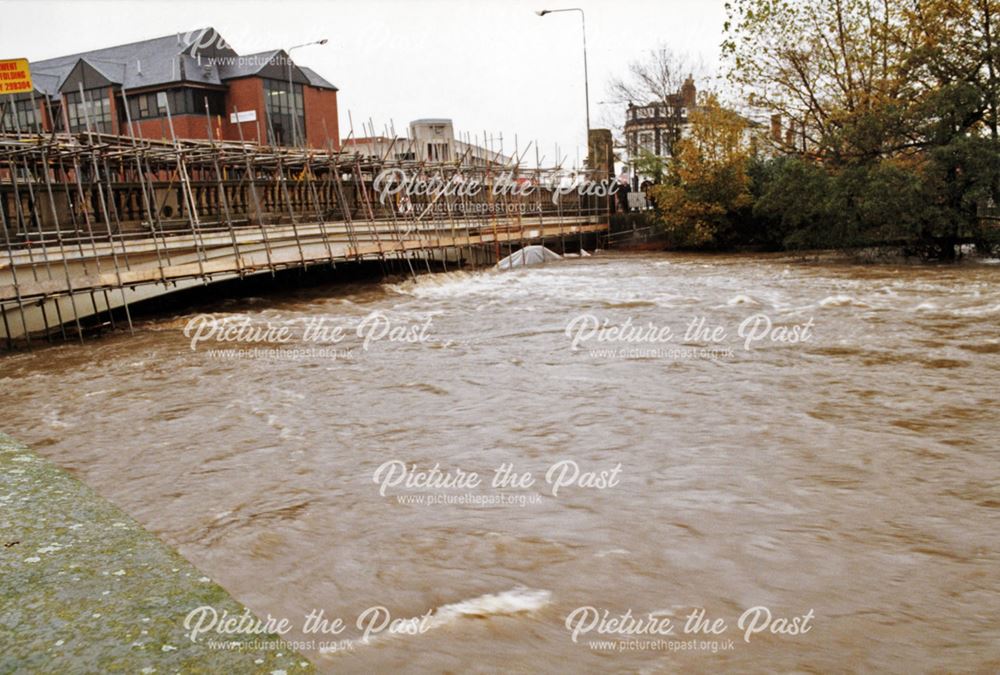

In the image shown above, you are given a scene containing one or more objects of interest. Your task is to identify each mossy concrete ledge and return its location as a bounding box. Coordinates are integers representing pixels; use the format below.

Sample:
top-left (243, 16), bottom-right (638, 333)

top-left (0, 433), bottom-right (313, 673)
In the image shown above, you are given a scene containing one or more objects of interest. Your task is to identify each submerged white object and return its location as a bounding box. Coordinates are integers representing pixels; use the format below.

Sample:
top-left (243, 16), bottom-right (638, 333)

top-left (496, 245), bottom-right (562, 270)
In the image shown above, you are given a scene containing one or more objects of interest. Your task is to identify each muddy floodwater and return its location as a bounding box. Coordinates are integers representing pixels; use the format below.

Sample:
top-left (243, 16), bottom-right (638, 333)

top-left (2, 252), bottom-right (999, 673)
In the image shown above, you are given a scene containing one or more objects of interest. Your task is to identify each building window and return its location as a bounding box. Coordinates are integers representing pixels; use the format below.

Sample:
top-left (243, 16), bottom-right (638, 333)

top-left (202, 90), bottom-right (226, 116)
top-left (426, 142), bottom-right (449, 161)
top-left (65, 88), bottom-right (112, 133)
top-left (263, 78), bottom-right (305, 146)
top-left (123, 88), bottom-right (226, 122)
top-left (0, 98), bottom-right (41, 133)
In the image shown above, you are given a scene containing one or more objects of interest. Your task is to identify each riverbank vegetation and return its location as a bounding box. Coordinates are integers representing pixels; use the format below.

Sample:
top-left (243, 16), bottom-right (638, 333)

top-left (642, 0), bottom-right (1000, 259)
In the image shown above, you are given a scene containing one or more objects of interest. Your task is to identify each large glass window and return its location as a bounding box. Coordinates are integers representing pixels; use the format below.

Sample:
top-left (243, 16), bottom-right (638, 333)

top-left (123, 88), bottom-right (226, 121)
top-left (65, 88), bottom-right (112, 133)
top-left (263, 78), bottom-right (305, 146)
top-left (0, 98), bottom-right (41, 132)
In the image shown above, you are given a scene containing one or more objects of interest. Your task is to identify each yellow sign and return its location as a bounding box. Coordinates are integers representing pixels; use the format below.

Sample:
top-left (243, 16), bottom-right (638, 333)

top-left (0, 58), bottom-right (33, 95)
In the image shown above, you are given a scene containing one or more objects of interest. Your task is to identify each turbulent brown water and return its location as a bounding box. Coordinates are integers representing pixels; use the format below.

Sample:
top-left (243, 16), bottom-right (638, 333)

top-left (2, 252), bottom-right (999, 673)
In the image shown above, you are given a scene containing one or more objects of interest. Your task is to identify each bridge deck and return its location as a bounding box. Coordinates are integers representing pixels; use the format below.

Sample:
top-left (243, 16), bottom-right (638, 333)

top-left (1, 132), bottom-right (610, 344)
top-left (1, 215), bottom-right (605, 302)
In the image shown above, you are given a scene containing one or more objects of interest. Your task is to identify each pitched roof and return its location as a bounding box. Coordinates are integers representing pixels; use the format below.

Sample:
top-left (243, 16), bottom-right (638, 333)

top-left (299, 66), bottom-right (338, 91)
top-left (215, 50), bottom-right (280, 80)
top-left (27, 28), bottom-right (337, 96)
top-left (31, 31), bottom-right (208, 95)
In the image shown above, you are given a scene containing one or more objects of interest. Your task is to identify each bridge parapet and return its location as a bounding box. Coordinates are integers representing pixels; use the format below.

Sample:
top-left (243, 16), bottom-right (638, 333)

top-left (0, 132), bottom-right (610, 346)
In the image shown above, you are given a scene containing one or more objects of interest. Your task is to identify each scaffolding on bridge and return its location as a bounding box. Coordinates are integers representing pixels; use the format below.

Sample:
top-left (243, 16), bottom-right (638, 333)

top-left (0, 121), bottom-right (611, 348)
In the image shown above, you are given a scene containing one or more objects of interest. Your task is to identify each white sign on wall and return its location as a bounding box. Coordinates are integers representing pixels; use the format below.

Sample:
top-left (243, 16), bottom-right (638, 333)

top-left (229, 110), bottom-right (257, 123)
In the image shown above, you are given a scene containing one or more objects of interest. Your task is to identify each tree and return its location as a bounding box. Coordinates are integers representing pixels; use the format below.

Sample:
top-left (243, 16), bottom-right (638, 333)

top-left (651, 95), bottom-right (753, 247)
top-left (722, 0), bottom-right (913, 160)
top-left (723, 0), bottom-right (1000, 159)
top-left (751, 156), bottom-right (836, 248)
top-left (600, 45), bottom-right (708, 143)
top-left (632, 148), bottom-right (667, 184)
top-left (607, 44), bottom-right (706, 106)
top-left (723, 0), bottom-right (1000, 257)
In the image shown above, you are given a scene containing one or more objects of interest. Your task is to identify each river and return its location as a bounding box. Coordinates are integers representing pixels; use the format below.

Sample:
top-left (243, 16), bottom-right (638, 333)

top-left (2, 252), bottom-right (998, 673)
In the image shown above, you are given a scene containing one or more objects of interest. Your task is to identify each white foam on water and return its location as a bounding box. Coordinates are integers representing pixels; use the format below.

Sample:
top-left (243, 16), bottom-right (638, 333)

top-left (42, 408), bottom-right (72, 429)
top-left (384, 270), bottom-right (478, 295)
top-left (818, 294), bottom-right (870, 308)
top-left (319, 587), bottom-right (551, 656)
top-left (647, 606), bottom-right (689, 618)
top-left (595, 548), bottom-right (630, 558)
top-left (949, 302), bottom-right (1000, 317)
top-left (430, 587), bottom-right (552, 623)
top-left (726, 294), bottom-right (760, 306)
top-left (385, 267), bottom-right (654, 309)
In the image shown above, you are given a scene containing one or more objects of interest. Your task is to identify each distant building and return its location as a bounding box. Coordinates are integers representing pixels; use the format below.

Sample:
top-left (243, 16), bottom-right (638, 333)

top-left (344, 119), bottom-right (512, 167)
top-left (623, 75), bottom-right (698, 184)
top-left (623, 76), bottom-right (770, 187)
top-left (0, 27), bottom-right (339, 149)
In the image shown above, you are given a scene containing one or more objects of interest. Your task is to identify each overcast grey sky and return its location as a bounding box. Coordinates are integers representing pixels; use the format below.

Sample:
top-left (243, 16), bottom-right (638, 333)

top-left (1, 0), bottom-right (729, 166)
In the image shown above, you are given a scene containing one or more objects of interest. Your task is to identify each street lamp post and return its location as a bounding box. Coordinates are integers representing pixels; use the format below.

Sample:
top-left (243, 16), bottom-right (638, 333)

top-left (285, 38), bottom-right (328, 146)
top-left (536, 8), bottom-right (590, 159)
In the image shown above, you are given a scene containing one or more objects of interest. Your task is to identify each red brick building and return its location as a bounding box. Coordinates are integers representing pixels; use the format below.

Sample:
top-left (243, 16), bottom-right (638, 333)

top-left (1, 27), bottom-right (339, 149)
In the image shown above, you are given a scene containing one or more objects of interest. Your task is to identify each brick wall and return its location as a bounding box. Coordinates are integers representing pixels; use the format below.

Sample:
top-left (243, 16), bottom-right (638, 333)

top-left (303, 86), bottom-right (339, 150)
top-left (106, 86), bottom-right (119, 135)
top-left (33, 76), bottom-right (338, 148)
top-left (221, 77), bottom-right (266, 144)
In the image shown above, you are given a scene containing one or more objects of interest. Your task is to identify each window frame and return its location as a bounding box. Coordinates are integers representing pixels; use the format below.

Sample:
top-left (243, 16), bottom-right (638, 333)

top-left (64, 88), bottom-right (113, 133)
top-left (0, 98), bottom-right (42, 133)
top-left (263, 77), bottom-right (306, 146)
top-left (125, 88), bottom-right (227, 121)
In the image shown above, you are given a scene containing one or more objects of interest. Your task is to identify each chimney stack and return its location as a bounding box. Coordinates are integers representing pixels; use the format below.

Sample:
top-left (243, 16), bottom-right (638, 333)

top-left (681, 75), bottom-right (696, 108)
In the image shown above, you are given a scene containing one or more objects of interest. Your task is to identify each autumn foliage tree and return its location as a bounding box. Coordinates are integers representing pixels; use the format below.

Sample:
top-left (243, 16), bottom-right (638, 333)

top-left (718, 0), bottom-right (1000, 257)
top-left (651, 95), bottom-right (753, 247)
